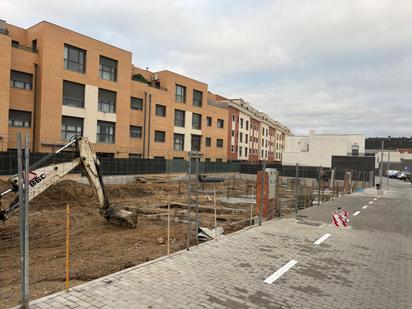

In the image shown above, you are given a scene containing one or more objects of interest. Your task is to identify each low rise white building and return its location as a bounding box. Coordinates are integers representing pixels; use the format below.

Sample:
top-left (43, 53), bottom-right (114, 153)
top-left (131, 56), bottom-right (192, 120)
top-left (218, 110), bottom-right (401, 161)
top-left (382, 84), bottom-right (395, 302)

top-left (368, 149), bottom-right (412, 169)
top-left (282, 131), bottom-right (366, 168)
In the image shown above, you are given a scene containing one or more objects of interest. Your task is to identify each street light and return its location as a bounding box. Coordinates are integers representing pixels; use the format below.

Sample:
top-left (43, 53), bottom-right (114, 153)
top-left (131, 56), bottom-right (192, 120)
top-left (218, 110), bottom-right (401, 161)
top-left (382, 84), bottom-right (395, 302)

top-left (386, 136), bottom-right (391, 186)
top-left (379, 139), bottom-right (384, 188)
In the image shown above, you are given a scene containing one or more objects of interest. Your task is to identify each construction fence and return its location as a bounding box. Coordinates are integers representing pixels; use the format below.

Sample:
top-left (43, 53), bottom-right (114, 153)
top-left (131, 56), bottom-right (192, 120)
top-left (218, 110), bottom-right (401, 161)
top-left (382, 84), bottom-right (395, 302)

top-left (0, 147), bottom-right (374, 308)
top-left (0, 150), bottom-right (374, 179)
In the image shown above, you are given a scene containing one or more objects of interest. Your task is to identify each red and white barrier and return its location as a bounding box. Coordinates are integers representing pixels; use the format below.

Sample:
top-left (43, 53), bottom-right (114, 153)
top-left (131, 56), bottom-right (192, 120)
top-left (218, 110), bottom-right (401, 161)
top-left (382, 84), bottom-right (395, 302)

top-left (332, 210), bottom-right (349, 227)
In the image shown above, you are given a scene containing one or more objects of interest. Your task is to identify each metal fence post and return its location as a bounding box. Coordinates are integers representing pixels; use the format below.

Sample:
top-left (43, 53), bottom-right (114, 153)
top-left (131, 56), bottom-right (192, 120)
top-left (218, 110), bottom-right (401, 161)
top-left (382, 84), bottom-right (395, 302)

top-left (294, 163), bottom-right (299, 215)
top-left (186, 152), bottom-right (192, 251)
top-left (18, 133), bottom-right (29, 309)
top-left (195, 151), bottom-right (199, 245)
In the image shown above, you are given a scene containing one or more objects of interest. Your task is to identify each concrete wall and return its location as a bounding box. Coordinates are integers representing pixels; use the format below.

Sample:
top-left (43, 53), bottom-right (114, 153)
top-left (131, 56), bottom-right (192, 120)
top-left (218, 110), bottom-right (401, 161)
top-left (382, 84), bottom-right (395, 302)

top-left (283, 131), bottom-right (366, 168)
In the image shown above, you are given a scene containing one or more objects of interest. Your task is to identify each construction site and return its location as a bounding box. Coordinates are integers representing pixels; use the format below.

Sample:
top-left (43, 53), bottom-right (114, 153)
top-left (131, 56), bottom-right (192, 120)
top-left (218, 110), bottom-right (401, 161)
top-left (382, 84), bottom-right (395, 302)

top-left (0, 159), bottom-right (371, 309)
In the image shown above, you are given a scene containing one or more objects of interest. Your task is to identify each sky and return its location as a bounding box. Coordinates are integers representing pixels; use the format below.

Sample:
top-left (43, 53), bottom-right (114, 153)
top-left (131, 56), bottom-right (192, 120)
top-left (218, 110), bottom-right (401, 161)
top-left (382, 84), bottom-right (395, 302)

top-left (3, 0), bottom-right (412, 137)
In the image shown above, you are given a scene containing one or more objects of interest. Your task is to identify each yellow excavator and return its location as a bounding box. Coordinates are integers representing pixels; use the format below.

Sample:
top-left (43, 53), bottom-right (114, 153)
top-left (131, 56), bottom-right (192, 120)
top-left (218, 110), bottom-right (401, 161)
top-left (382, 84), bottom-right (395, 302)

top-left (0, 136), bottom-right (137, 228)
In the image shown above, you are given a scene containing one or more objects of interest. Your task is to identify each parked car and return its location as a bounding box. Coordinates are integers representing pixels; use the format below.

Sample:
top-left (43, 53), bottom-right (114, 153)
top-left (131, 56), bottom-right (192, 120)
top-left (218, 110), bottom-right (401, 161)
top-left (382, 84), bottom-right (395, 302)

top-left (397, 171), bottom-right (411, 181)
top-left (387, 170), bottom-right (400, 178)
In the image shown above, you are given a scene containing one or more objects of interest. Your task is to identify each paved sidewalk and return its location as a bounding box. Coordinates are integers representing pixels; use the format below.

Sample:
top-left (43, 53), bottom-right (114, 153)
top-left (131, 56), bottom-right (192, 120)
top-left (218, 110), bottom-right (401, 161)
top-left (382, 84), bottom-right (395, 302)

top-left (20, 180), bottom-right (412, 308)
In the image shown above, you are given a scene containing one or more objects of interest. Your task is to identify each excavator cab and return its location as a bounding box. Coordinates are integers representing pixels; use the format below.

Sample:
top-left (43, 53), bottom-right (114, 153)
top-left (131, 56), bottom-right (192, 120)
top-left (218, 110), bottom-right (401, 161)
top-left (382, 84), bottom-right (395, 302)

top-left (0, 137), bottom-right (137, 228)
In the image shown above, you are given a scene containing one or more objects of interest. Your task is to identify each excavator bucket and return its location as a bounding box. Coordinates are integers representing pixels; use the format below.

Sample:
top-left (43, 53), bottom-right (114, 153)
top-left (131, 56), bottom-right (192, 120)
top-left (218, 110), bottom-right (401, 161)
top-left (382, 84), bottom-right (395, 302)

top-left (104, 207), bottom-right (138, 229)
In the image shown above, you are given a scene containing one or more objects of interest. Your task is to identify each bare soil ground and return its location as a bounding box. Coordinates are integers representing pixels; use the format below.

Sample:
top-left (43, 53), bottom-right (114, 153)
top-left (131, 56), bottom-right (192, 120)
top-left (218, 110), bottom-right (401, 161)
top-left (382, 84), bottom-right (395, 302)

top-left (0, 177), bottom-right (255, 308)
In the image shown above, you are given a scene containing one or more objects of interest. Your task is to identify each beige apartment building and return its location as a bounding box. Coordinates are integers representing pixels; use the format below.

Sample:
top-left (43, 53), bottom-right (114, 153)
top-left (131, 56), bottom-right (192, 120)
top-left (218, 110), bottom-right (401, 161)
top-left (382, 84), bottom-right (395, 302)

top-left (0, 19), bottom-right (289, 162)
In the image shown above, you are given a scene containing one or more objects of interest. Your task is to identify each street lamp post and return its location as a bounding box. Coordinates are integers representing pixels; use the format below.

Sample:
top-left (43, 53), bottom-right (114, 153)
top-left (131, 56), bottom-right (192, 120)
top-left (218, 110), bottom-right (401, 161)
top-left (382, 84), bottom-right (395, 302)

top-left (379, 140), bottom-right (384, 188)
top-left (386, 136), bottom-right (391, 186)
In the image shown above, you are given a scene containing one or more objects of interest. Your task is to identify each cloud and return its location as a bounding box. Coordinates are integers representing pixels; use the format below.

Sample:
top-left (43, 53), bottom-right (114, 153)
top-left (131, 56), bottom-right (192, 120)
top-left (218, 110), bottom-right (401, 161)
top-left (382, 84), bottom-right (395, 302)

top-left (2, 0), bottom-right (412, 136)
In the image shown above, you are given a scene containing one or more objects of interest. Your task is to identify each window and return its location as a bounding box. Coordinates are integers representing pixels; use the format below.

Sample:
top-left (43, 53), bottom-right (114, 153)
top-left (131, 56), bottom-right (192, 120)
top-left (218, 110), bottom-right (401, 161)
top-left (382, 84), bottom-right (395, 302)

top-left (64, 44), bottom-right (86, 73)
top-left (8, 110), bottom-right (31, 128)
top-left (155, 130), bottom-right (165, 142)
top-left (129, 153), bottom-right (142, 158)
top-left (205, 158), bottom-right (211, 162)
top-left (246, 121), bottom-right (249, 131)
top-left (206, 137), bottom-right (211, 147)
top-left (63, 80), bottom-right (84, 108)
top-left (174, 134), bottom-right (184, 151)
top-left (206, 116), bottom-right (212, 126)
top-left (232, 115), bottom-right (235, 122)
top-left (10, 70), bottom-right (32, 90)
top-left (61, 116), bottom-right (83, 141)
top-left (191, 135), bottom-right (201, 151)
top-left (98, 88), bottom-right (116, 113)
top-left (262, 150), bottom-right (264, 157)
top-left (175, 84), bottom-right (186, 103)
top-left (174, 109), bottom-right (185, 127)
top-left (231, 145), bottom-right (234, 153)
top-left (99, 56), bottom-right (117, 81)
top-left (216, 159), bottom-right (223, 163)
top-left (217, 119), bottom-right (224, 128)
top-left (156, 104), bottom-right (166, 117)
top-left (266, 140), bottom-right (268, 147)
top-left (245, 147), bottom-right (248, 157)
top-left (173, 157), bottom-right (184, 160)
top-left (239, 132), bottom-right (243, 143)
top-left (130, 125), bottom-right (142, 138)
top-left (240, 118), bottom-right (243, 129)
top-left (245, 134), bottom-right (248, 143)
top-left (12, 40), bottom-right (19, 47)
top-left (96, 152), bottom-right (115, 158)
top-left (266, 129), bottom-right (269, 137)
top-left (131, 97), bottom-right (143, 110)
top-left (231, 130), bottom-right (234, 137)
top-left (97, 121), bottom-right (115, 143)
top-left (239, 146), bottom-right (243, 157)
top-left (216, 139), bottom-right (223, 148)
top-left (193, 89), bottom-right (203, 107)
top-left (32, 40), bottom-right (37, 51)
top-left (192, 113), bottom-right (202, 130)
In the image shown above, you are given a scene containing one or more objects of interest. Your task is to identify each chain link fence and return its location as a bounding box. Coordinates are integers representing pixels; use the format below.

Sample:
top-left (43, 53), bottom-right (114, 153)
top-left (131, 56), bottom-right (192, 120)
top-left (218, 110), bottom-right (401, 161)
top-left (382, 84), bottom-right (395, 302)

top-left (0, 145), bottom-right (375, 308)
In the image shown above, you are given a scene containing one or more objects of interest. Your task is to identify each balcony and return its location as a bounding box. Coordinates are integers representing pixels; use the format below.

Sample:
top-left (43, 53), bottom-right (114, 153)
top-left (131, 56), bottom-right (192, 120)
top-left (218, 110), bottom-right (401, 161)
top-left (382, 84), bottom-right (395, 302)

top-left (12, 42), bottom-right (38, 53)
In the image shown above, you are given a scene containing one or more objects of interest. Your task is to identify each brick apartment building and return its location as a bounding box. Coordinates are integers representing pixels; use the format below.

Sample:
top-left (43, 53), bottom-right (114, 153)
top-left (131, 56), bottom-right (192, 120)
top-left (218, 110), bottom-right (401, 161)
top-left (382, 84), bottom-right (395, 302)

top-left (0, 19), bottom-right (290, 162)
top-left (208, 97), bottom-right (291, 163)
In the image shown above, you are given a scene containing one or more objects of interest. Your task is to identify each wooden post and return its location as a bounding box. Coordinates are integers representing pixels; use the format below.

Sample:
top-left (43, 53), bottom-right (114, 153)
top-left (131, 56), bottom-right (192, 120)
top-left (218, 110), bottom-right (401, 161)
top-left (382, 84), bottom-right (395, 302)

top-left (65, 204), bottom-right (70, 291)
top-left (213, 187), bottom-right (217, 240)
top-left (250, 187), bottom-right (254, 226)
top-left (167, 198), bottom-right (171, 256)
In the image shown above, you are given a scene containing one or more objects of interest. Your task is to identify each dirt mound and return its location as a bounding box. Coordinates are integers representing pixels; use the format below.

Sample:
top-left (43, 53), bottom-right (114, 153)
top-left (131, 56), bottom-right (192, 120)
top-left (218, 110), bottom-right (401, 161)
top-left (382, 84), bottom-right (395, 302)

top-left (30, 180), bottom-right (98, 209)
top-left (106, 183), bottom-right (153, 199)
top-left (0, 179), bottom-right (11, 192)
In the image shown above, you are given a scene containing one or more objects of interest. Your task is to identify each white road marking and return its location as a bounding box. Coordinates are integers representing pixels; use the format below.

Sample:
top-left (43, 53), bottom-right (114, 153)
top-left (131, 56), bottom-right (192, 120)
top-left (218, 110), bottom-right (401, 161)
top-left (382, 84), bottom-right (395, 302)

top-left (353, 211), bottom-right (361, 216)
top-left (314, 233), bottom-right (331, 245)
top-left (362, 205), bottom-right (368, 209)
top-left (369, 201), bottom-right (373, 204)
top-left (373, 198), bottom-right (377, 201)
top-left (264, 260), bottom-right (298, 284)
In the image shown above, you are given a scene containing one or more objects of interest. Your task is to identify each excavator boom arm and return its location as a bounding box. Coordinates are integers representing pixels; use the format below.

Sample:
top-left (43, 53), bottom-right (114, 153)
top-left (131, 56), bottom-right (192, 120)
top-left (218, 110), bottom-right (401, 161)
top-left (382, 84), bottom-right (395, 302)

top-left (0, 137), bottom-right (137, 228)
